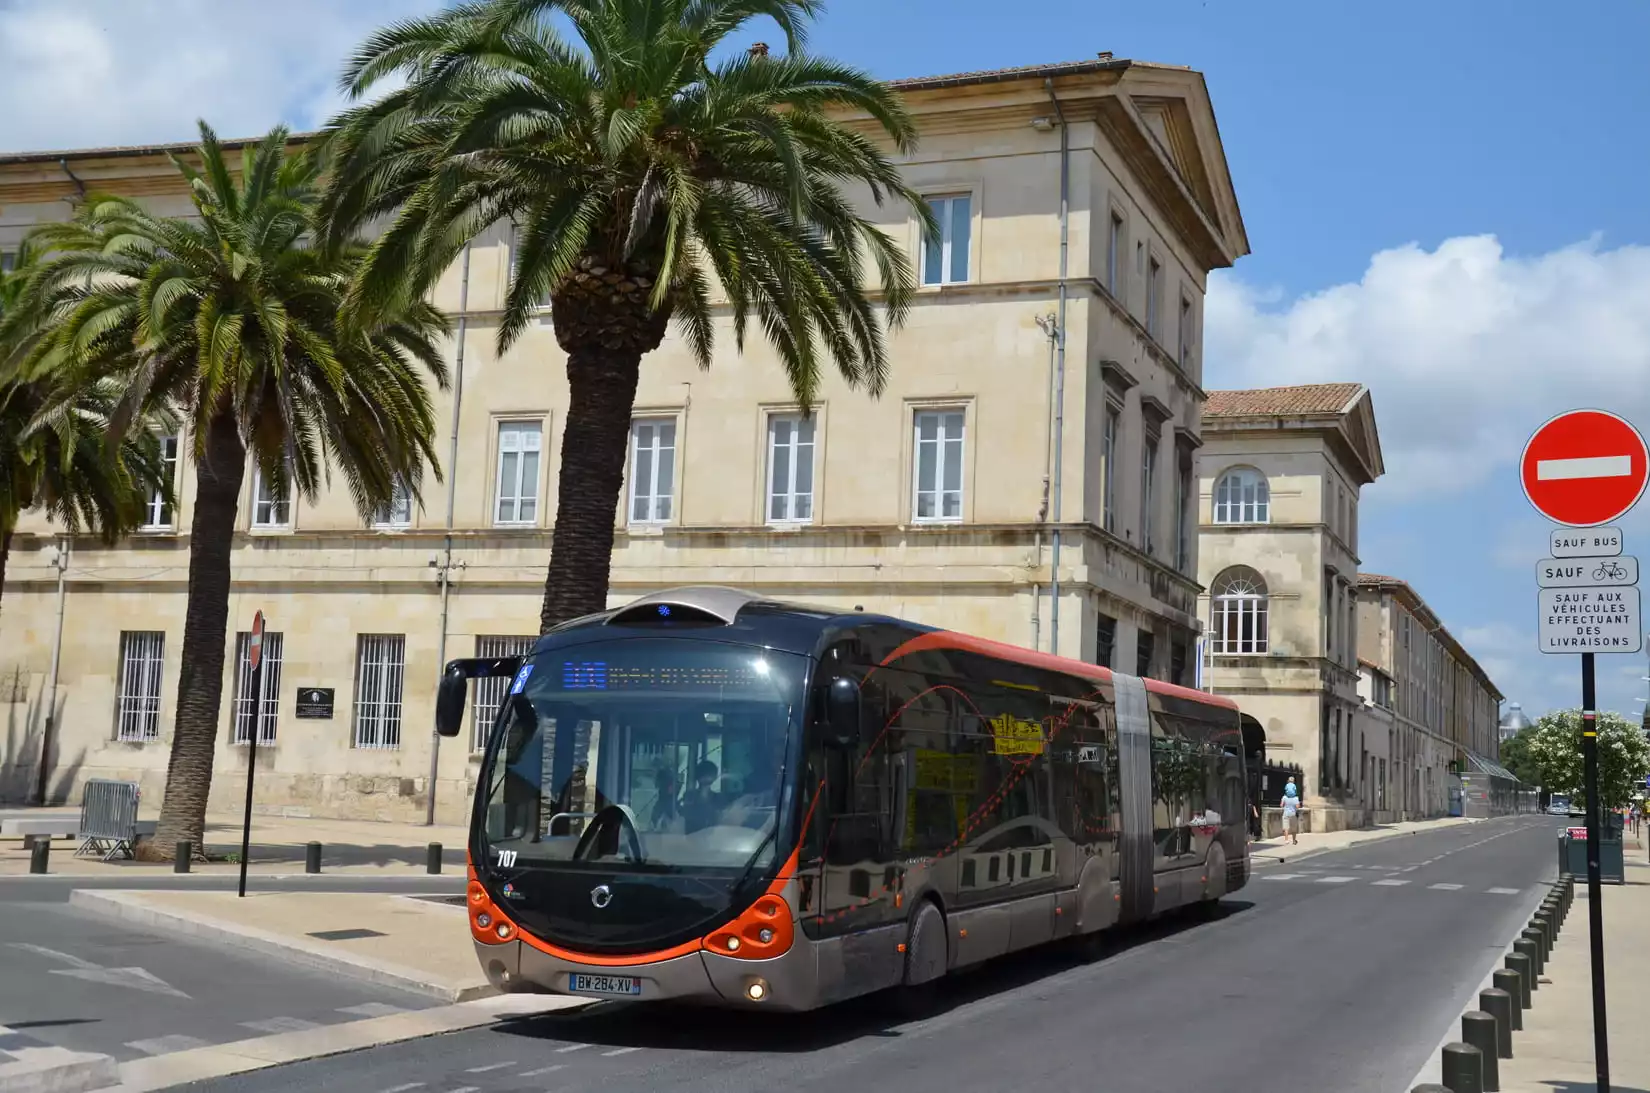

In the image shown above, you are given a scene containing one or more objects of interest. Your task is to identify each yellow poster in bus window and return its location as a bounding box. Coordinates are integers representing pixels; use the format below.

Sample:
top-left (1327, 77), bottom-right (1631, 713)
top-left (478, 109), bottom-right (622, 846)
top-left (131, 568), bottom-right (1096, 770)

top-left (990, 714), bottom-right (1045, 756)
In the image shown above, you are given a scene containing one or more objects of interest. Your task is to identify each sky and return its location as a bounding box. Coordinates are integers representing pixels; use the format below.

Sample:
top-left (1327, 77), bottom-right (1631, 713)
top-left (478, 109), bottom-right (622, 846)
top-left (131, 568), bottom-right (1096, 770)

top-left (2, 0), bottom-right (1647, 721)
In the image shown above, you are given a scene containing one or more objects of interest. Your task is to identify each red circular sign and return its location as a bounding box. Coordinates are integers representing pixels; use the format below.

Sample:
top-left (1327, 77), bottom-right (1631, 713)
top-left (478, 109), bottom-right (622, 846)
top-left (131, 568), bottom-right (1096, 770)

top-left (249, 610), bottom-right (265, 671)
top-left (1520, 409), bottom-right (1650, 527)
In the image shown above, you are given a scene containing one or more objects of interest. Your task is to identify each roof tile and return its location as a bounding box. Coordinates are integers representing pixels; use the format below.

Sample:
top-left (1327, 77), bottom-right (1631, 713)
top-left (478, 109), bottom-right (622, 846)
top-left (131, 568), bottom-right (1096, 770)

top-left (1204, 383), bottom-right (1363, 418)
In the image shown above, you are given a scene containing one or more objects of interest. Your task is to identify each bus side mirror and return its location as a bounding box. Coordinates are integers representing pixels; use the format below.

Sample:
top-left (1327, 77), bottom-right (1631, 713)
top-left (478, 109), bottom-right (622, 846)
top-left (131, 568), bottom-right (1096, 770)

top-left (435, 665), bottom-right (469, 738)
top-left (825, 676), bottom-right (862, 749)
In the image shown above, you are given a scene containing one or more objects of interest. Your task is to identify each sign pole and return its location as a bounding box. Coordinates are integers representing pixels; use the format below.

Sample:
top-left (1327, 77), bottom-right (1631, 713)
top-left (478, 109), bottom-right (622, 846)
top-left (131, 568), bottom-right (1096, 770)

top-left (1580, 651), bottom-right (1610, 1091)
top-left (238, 611), bottom-right (265, 899)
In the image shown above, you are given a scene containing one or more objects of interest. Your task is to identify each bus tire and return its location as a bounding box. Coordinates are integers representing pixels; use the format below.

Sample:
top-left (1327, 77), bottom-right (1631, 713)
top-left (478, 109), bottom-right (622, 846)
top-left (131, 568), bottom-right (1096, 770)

top-left (891, 899), bottom-right (947, 1017)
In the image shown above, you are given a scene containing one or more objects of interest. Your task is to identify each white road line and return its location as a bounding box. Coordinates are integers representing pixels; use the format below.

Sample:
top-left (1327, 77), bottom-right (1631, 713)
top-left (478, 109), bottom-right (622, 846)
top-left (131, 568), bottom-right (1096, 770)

top-left (1262, 874), bottom-right (1307, 881)
top-left (378, 1084), bottom-right (425, 1093)
top-left (1487, 887), bottom-right (1522, 895)
top-left (463, 1062), bottom-right (514, 1073)
top-left (239, 1017), bottom-right (321, 1035)
top-left (555, 1043), bottom-right (592, 1054)
top-left (1429, 883), bottom-right (1464, 891)
top-left (338, 1003), bottom-right (410, 1018)
top-left (1538, 455), bottom-right (1632, 480)
top-left (1316, 876), bottom-right (1358, 884)
top-left (603, 1047), bottom-right (641, 1057)
top-left (518, 1065), bottom-right (565, 1078)
top-left (125, 1035), bottom-right (210, 1056)
top-left (446, 1087), bottom-right (479, 1093)
top-left (1371, 879), bottom-right (1410, 887)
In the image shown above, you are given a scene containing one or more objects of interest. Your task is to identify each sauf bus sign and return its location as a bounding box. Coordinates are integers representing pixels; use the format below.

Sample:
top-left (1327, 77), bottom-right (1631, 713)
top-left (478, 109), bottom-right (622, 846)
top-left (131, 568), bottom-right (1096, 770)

top-left (1520, 407), bottom-right (1649, 1092)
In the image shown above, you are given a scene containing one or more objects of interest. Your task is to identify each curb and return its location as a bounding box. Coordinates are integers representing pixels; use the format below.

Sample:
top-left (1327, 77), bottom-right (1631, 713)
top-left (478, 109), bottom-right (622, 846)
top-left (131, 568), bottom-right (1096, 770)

top-left (0, 1042), bottom-right (119, 1093)
top-left (68, 890), bottom-right (494, 1004)
top-left (1248, 817), bottom-right (1488, 868)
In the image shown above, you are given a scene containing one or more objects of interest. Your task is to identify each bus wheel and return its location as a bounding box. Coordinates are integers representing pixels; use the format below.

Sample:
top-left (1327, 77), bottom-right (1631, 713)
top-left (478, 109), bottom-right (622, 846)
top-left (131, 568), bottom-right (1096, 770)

top-left (891, 900), bottom-right (947, 1018)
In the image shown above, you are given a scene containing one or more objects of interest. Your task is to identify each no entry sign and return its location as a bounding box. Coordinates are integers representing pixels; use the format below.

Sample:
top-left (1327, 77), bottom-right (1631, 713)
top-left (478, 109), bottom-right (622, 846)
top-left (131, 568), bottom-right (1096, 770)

top-left (249, 610), bottom-right (265, 671)
top-left (1521, 409), bottom-right (1650, 527)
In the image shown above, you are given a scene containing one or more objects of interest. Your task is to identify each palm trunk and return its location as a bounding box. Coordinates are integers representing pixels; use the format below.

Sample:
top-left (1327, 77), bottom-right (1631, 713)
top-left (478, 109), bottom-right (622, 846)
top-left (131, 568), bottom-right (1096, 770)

top-left (539, 345), bottom-right (643, 631)
top-left (539, 259), bottom-right (669, 632)
top-left (152, 409), bottom-right (246, 855)
top-left (0, 526), bottom-right (11, 619)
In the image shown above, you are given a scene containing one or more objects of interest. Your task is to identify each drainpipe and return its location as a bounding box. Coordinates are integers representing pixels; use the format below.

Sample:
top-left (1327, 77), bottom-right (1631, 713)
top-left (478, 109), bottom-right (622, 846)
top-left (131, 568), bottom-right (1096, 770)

top-left (1045, 78), bottom-right (1070, 657)
top-left (425, 242), bottom-right (472, 826)
top-left (32, 538), bottom-right (70, 805)
top-left (1032, 316), bottom-right (1057, 652)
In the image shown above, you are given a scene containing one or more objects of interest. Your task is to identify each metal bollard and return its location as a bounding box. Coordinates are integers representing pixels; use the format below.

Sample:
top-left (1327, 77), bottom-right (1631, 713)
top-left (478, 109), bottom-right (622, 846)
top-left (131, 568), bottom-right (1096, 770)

top-left (1531, 912), bottom-right (1553, 958)
top-left (305, 841), bottom-right (322, 874)
top-left (28, 836), bottom-right (50, 874)
top-left (1478, 988), bottom-right (1514, 1057)
top-left (426, 842), bottom-right (442, 875)
top-left (1441, 1041), bottom-right (1484, 1093)
top-left (1492, 969), bottom-right (1523, 1029)
top-left (1519, 929), bottom-right (1545, 976)
top-left (1508, 947), bottom-right (1537, 998)
top-left (1461, 1012), bottom-right (1500, 1091)
top-left (174, 841), bottom-right (191, 873)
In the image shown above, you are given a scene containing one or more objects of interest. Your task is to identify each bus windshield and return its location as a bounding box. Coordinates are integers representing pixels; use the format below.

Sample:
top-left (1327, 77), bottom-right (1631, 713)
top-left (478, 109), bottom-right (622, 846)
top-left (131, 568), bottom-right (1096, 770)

top-left (478, 638), bottom-right (806, 874)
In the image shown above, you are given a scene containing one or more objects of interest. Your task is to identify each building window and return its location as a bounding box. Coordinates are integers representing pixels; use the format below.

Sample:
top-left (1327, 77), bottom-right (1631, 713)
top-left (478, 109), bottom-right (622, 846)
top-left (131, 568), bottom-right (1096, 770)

top-left (141, 435), bottom-right (179, 530)
top-left (912, 408), bottom-right (965, 522)
top-left (231, 631), bottom-right (282, 745)
top-left (1096, 613), bottom-right (1116, 669)
top-left (1106, 212), bottom-right (1123, 293)
top-left (115, 631), bottom-right (165, 742)
top-left (1146, 256), bottom-right (1162, 337)
top-left (251, 465), bottom-right (290, 528)
top-left (1211, 566), bottom-right (1269, 655)
top-left (494, 420), bottom-right (542, 526)
top-left (472, 635), bottom-right (536, 751)
top-left (1136, 629), bottom-right (1155, 678)
top-left (1170, 637), bottom-right (1188, 687)
top-left (1347, 597), bottom-right (1357, 668)
top-left (1102, 402), bottom-right (1120, 533)
top-left (1213, 467), bottom-right (1270, 524)
top-left (353, 634), bottom-right (405, 750)
top-left (629, 417), bottom-right (677, 524)
top-left (1175, 445), bottom-right (1193, 572)
top-left (920, 194), bottom-right (971, 286)
top-left (1140, 429), bottom-right (1159, 554)
top-left (0, 250), bottom-right (15, 273)
top-left (1178, 293), bottom-right (1194, 367)
top-left (374, 480), bottom-right (413, 529)
top-left (766, 414), bottom-right (816, 523)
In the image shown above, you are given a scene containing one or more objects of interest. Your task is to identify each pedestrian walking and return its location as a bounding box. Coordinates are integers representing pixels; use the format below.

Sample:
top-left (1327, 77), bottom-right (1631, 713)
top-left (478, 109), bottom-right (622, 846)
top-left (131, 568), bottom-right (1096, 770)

top-left (1280, 778), bottom-right (1301, 846)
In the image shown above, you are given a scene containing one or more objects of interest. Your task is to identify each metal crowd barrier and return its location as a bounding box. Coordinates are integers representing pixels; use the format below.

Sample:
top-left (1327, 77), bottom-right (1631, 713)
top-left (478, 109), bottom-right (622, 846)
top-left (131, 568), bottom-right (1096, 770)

top-left (74, 779), bottom-right (141, 861)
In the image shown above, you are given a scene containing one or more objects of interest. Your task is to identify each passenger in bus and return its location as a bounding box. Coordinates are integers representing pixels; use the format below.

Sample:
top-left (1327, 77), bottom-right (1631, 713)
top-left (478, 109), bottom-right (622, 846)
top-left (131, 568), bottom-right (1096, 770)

top-left (682, 760), bottom-right (722, 833)
top-left (650, 765), bottom-right (683, 833)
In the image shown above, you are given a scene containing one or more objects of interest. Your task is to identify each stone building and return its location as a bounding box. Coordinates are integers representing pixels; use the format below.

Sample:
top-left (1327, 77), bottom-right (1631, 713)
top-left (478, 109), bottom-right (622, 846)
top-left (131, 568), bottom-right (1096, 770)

top-left (1194, 382), bottom-right (1385, 826)
top-left (0, 54), bottom-right (1250, 821)
top-left (1356, 573), bottom-right (1504, 816)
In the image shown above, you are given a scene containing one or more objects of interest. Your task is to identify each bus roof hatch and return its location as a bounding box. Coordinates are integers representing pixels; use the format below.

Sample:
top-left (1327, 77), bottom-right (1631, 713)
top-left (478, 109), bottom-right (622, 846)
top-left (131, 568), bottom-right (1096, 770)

top-left (607, 585), bottom-right (774, 627)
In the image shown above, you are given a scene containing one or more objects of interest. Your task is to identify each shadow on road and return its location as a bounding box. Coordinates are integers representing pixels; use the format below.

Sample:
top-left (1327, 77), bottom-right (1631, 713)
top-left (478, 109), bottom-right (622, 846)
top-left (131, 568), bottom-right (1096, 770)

top-left (490, 900), bottom-right (1256, 1054)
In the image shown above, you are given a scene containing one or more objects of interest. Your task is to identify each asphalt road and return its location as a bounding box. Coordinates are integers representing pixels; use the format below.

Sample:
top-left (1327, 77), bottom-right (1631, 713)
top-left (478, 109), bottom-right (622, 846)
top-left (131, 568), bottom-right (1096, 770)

top-left (175, 814), bottom-right (1562, 1093)
top-left (0, 873), bottom-right (455, 1062)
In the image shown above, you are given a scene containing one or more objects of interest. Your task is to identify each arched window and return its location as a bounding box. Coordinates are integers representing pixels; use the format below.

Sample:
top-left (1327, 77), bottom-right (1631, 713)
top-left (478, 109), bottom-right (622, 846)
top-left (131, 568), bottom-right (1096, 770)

top-left (1211, 566), bottom-right (1269, 654)
top-left (1213, 467), bottom-right (1270, 524)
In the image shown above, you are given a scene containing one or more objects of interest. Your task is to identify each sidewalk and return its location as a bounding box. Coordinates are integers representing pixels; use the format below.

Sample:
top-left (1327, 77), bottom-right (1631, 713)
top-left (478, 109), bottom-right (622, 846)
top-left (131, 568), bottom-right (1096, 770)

top-left (0, 810), bottom-right (470, 877)
top-left (1497, 832), bottom-right (1650, 1093)
top-left (1248, 815), bottom-right (1482, 862)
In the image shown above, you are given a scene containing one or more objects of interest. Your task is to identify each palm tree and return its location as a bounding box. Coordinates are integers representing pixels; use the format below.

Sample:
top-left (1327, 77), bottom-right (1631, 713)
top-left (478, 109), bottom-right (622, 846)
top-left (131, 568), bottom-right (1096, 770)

top-left (0, 241), bottom-right (171, 614)
top-left (15, 124), bottom-right (450, 852)
top-left (318, 0), bottom-right (931, 631)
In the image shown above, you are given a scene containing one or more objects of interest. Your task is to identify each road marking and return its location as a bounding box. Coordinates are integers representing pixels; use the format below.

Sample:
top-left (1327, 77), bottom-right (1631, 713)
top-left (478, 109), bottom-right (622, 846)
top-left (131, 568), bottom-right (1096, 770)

top-left (1429, 883), bottom-right (1464, 891)
top-left (603, 1047), bottom-right (641, 1057)
top-left (464, 1062), bottom-right (514, 1073)
top-left (1487, 887), bottom-right (1521, 895)
top-left (556, 1043), bottom-right (592, 1053)
top-left (1538, 455), bottom-right (1633, 481)
top-left (125, 1035), bottom-right (210, 1056)
top-left (239, 1017), bottom-right (321, 1035)
top-left (1316, 876), bottom-right (1358, 884)
top-left (446, 1087), bottom-right (479, 1093)
top-left (339, 1003), bottom-right (410, 1018)
top-left (378, 1084), bottom-right (425, 1093)
top-left (518, 1065), bottom-right (564, 1078)
top-left (1371, 879), bottom-right (1410, 886)
top-left (9, 943), bottom-right (191, 998)
top-left (1262, 874), bottom-right (1307, 881)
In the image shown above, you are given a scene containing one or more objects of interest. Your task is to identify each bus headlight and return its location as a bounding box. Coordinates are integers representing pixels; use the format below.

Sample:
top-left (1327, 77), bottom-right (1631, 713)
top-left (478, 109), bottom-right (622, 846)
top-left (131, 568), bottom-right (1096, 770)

top-left (476, 912), bottom-right (492, 929)
top-left (726, 936), bottom-right (741, 951)
top-left (758, 928), bottom-right (774, 944)
top-left (745, 978), bottom-right (769, 1002)
top-left (495, 922), bottom-right (513, 940)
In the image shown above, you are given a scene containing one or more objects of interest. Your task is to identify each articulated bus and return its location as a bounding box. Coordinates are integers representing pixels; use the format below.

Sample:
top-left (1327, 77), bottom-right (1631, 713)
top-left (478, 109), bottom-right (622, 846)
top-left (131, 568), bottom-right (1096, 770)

top-left (435, 586), bottom-right (1258, 1012)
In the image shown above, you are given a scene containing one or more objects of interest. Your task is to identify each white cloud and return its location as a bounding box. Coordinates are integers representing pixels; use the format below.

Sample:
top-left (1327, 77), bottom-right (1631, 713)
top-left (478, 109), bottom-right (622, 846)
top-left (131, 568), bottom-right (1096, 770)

top-left (1206, 234), bottom-right (1650, 500)
top-left (0, 0), bottom-right (440, 154)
